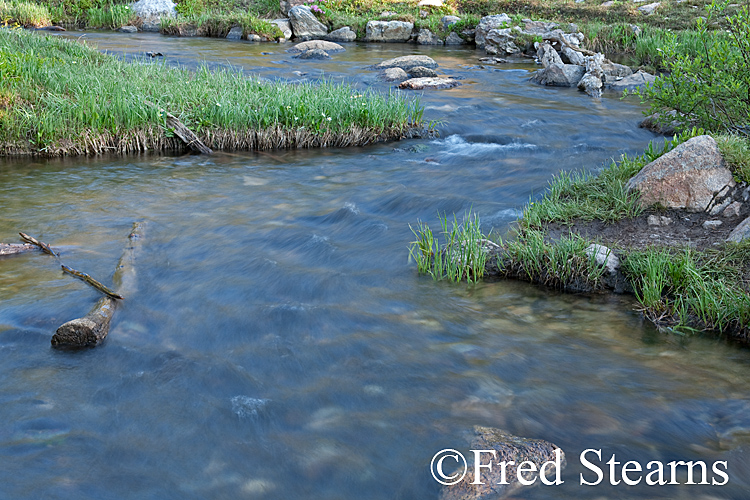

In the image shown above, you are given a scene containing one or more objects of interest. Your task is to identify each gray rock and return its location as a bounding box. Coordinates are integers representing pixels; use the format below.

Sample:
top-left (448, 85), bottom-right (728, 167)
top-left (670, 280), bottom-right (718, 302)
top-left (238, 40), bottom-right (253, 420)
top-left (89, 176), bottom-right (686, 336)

top-left (445, 32), bottom-right (465, 45)
top-left (287, 40), bottom-right (345, 53)
top-left (440, 426), bottom-right (565, 500)
top-left (523, 20), bottom-right (558, 34)
top-left (648, 215), bottom-right (673, 226)
top-left (579, 72), bottom-right (603, 97)
top-left (118, 25), bottom-right (138, 33)
top-left (602, 0), bottom-right (614, 5)
top-left (272, 18), bottom-right (293, 40)
top-left (131, 0), bottom-right (175, 28)
top-left (288, 5), bottom-right (328, 41)
top-left (727, 216), bottom-right (750, 242)
top-left (479, 56), bottom-right (509, 64)
top-left (537, 43), bottom-right (562, 68)
top-left (381, 67), bottom-right (408, 82)
top-left (703, 220), bottom-right (723, 229)
top-left (408, 66), bottom-right (438, 78)
top-left (484, 28), bottom-right (519, 54)
top-left (293, 48), bottom-right (330, 59)
top-left (417, 28), bottom-right (442, 45)
top-left (605, 69), bottom-right (656, 92)
top-left (561, 46), bottom-right (585, 65)
top-left (280, 0), bottom-right (305, 15)
top-left (398, 77), bottom-right (460, 90)
top-left (639, 109), bottom-right (679, 135)
top-left (531, 63), bottom-right (585, 87)
top-left (724, 201), bottom-right (743, 217)
top-left (710, 198), bottom-right (732, 215)
top-left (475, 13), bottom-right (511, 48)
top-left (441, 15), bottom-right (460, 29)
top-left (324, 26), bottom-right (356, 42)
top-left (639, 1), bottom-right (661, 14)
top-left (365, 20), bottom-right (414, 42)
top-left (601, 60), bottom-right (633, 82)
top-left (586, 244), bottom-right (620, 274)
top-left (226, 26), bottom-right (243, 40)
top-left (246, 33), bottom-right (262, 42)
top-left (625, 135), bottom-right (735, 212)
top-left (374, 55), bottom-right (438, 71)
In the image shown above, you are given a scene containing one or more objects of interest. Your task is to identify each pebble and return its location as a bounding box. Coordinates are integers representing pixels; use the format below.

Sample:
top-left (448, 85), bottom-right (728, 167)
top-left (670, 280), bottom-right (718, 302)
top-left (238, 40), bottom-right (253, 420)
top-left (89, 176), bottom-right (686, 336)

top-left (647, 214), bottom-right (673, 226)
top-left (702, 220), bottom-right (723, 229)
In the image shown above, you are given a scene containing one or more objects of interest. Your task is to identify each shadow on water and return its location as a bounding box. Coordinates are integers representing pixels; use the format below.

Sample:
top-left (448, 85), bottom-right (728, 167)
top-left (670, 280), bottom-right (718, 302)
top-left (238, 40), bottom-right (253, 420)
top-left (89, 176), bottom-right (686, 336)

top-left (1, 32), bottom-right (748, 500)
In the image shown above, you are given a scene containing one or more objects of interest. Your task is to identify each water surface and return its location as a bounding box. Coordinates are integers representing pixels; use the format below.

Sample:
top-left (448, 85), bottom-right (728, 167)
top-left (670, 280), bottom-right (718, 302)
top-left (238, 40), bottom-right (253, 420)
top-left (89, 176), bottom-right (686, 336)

top-left (1, 33), bottom-right (749, 500)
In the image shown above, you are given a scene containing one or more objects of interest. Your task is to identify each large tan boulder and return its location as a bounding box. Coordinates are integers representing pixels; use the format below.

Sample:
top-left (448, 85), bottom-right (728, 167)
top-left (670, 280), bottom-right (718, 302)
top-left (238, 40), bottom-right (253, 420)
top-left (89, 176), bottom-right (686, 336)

top-left (626, 135), bottom-right (735, 212)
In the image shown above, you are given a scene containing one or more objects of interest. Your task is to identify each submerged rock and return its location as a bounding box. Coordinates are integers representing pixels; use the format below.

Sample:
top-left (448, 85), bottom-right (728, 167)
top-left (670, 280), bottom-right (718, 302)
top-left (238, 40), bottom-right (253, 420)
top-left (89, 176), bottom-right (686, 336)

top-left (625, 135), bottom-right (735, 212)
top-left (118, 25), bottom-right (138, 33)
top-left (226, 26), bottom-right (243, 40)
top-left (440, 426), bottom-right (565, 500)
top-left (287, 40), bottom-right (345, 53)
top-left (288, 5), bottom-right (328, 41)
top-left (374, 55), bottom-right (438, 71)
top-left (365, 20), bottom-right (414, 42)
top-left (325, 26), bottom-right (356, 42)
top-left (408, 66), bottom-right (438, 78)
top-left (293, 48), bottom-right (330, 59)
top-left (445, 32), bottom-right (465, 45)
top-left (530, 64), bottom-right (585, 87)
top-left (398, 77), bottom-right (460, 90)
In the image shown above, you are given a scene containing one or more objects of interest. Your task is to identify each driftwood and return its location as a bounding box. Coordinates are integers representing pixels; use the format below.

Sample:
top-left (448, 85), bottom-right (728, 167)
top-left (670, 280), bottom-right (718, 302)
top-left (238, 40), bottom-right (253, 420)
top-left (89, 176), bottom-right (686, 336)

top-left (61, 264), bottom-right (124, 300)
top-left (144, 100), bottom-right (213, 154)
top-left (52, 222), bottom-right (145, 347)
top-left (19, 232), bottom-right (59, 256)
top-left (0, 243), bottom-right (36, 256)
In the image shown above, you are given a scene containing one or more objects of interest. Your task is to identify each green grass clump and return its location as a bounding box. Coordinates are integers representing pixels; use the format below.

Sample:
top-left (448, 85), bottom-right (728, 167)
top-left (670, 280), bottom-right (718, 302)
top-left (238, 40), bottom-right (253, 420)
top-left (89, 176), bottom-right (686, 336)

top-left (501, 228), bottom-right (606, 291)
top-left (0, 0), bottom-right (51, 26)
top-left (86, 3), bottom-right (134, 29)
top-left (0, 29), bottom-right (424, 156)
top-left (623, 245), bottom-right (750, 336)
top-left (161, 12), bottom-right (282, 38)
top-left (715, 134), bottom-right (750, 184)
top-left (409, 211), bottom-right (493, 284)
top-left (521, 128), bottom-right (704, 228)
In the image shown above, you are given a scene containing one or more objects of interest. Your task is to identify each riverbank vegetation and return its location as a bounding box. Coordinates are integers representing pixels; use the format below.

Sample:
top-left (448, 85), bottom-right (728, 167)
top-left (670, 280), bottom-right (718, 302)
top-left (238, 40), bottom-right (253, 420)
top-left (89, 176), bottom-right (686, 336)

top-left (0, 29), bottom-right (423, 156)
top-left (411, 129), bottom-right (750, 339)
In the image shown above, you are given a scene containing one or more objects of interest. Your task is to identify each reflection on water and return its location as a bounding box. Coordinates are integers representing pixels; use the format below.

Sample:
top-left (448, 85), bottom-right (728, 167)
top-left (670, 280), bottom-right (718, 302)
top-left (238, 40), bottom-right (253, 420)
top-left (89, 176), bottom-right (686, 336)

top-left (1, 33), bottom-right (749, 500)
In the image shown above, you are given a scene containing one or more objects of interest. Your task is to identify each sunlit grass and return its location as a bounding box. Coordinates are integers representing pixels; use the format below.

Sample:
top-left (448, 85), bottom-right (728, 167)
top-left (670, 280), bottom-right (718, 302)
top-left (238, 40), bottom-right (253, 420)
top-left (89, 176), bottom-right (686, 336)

top-left (0, 29), bottom-right (424, 155)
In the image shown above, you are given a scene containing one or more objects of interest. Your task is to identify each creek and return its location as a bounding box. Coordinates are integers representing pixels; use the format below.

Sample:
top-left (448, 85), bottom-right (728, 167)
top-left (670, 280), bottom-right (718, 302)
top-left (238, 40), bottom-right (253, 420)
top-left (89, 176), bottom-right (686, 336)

top-left (1, 32), bottom-right (749, 499)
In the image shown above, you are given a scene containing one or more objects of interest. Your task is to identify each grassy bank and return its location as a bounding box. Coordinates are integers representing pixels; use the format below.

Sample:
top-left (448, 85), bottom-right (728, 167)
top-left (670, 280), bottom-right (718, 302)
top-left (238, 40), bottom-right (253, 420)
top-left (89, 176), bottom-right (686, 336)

top-left (410, 132), bottom-right (750, 339)
top-left (0, 29), bottom-right (423, 156)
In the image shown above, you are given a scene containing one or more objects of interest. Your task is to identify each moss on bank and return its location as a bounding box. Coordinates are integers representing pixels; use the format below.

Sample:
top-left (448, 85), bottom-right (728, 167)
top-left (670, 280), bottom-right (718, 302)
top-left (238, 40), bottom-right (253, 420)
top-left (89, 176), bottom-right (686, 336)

top-left (0, 29), bottom-right (424, 156)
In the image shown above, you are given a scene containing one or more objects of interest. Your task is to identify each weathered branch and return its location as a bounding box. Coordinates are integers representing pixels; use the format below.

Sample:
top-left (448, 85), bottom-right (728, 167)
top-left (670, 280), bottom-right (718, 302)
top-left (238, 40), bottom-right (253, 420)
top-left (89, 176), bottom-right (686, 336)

top-left (144, 100), bottom-right (213, 154)
top-left (52, 222), bottom-right (145, 347)
top-left (0, 243), bottom-right (36, 256)
top-left (18, 232), bottom-right (58, 256)
top-left (61, 264), bottom-right (124, 300)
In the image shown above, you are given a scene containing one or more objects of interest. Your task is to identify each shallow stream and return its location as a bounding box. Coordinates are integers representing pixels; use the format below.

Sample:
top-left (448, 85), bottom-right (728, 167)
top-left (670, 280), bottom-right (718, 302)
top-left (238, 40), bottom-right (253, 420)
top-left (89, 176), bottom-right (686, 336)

top-left (1, 33), bottom-right (749, 499)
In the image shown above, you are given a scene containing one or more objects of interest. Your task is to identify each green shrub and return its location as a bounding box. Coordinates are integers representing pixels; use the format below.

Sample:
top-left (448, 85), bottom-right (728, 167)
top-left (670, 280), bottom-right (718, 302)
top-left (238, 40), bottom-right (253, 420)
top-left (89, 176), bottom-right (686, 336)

top-left (637, 0), bottom-right (750, 137)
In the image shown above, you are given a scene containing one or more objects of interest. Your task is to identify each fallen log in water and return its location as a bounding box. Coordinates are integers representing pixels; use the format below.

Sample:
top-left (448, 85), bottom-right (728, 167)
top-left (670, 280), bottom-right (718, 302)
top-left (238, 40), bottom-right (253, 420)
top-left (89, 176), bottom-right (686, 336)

top-left (19, 232), bottom-right (59, 256)
top-left (0, 243), bottom-right (36, 256)
top-left (52, 222), bottom-right (145, 348)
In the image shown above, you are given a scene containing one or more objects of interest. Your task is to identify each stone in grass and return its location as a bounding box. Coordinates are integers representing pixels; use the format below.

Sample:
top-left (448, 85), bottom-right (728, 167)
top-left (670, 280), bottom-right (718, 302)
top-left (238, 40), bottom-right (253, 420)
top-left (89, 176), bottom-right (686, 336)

top-left (288, 5), bottom-right (328, 41)
top-left (226, 26), bottom-right (243, 40)
top-left (374, 55), bottom-right (438, 71)
top-left (727, 216), bottom-right (750, 242)
top-left (625, 135), bottom-right (734, 212)
top-left (398, 77), bottom-right (460, 90)
top-left (639, 2), bottom-right (661, 14)
top-left (408, 66), bottom-right (438, 78)
top-left (324, 26), bottom-right (356, 42)
top-left (586, 244), bottom-right (620, 274)
top-left (293, 48), bottom-right (330, 60)
top-left (365, 20), bottom-right (414, 42)
top-left (647, 215), bottom-right (673, 226)
top-left (287, 40), bottom-right (345, 53)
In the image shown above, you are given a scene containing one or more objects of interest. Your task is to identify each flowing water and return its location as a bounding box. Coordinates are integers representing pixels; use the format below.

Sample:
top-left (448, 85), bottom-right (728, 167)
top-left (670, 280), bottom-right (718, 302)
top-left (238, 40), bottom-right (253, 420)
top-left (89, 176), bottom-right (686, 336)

top-left (1, 33), bottom-right (749, 499)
